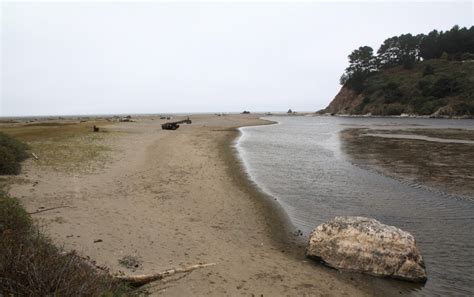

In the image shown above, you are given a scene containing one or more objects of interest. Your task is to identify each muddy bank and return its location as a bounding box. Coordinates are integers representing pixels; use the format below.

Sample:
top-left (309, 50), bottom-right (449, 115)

top-left (341, 128), bottom-right (474, 199)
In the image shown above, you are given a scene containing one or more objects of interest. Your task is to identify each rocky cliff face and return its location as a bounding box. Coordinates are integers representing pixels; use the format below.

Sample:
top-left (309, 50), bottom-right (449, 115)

top-left (321, 87), bottom-right (363, 115)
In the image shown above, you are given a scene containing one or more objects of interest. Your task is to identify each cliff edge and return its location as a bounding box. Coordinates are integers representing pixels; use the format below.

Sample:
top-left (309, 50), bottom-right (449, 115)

top-left (321, 59), bottom-right (474, 117)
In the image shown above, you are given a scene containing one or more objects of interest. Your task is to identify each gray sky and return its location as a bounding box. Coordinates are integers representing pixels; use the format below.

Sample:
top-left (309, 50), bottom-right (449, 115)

top-left (1, 1), bottom-right (473, 116)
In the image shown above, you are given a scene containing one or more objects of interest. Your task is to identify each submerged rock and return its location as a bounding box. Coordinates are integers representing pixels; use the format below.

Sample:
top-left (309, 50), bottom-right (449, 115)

top-left (306, 216), bottom-right (427, 283)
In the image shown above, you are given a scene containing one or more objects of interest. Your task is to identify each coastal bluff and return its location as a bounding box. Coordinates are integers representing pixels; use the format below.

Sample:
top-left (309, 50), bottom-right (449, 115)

top-left (306, 216), bottom-right (427, 283)
top-left (320, 86), bottom-right (364, 115)
top-left (320, 58), bottom-right (474, 117)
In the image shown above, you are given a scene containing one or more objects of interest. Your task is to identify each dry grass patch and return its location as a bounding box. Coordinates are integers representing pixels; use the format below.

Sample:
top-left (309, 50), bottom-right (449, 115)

top-left (0, 121), bottom-right (114, 173)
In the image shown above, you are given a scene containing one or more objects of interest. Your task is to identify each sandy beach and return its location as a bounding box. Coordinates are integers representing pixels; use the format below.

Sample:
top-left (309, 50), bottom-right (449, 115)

top-left (4, 114), bottom-right (375, 296)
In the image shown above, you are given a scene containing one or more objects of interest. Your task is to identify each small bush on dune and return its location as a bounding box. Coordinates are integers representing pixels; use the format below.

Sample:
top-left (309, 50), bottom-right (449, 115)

top-left (0, 146), bottom-right (21, 175)
top-left (0, 132), bottom-right (29, 162)
top-left (0, 190), bottom-right (32, 236)
top-left (0, 133), bottom-right (29, 175)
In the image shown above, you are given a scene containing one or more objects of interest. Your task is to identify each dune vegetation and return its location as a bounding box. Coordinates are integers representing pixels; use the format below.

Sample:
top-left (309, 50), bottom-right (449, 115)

top-left (0, 126), bottom-right (137, 296)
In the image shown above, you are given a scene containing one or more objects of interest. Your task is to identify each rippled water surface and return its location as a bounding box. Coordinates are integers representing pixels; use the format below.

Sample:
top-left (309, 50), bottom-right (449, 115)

top-left (236, 116), bottom-right (474, 296)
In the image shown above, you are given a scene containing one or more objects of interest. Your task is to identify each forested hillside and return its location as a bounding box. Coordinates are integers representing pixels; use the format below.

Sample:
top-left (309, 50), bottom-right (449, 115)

top-left (322, 26), bottom-right (474, 117)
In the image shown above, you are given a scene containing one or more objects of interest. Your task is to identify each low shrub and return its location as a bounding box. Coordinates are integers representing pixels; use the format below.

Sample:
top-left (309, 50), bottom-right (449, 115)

top-left (0, 147), bottom-right (21, 175)
top-left (431, 76), bottom-right (459, 98)
top-left (422, 64), bottom-right (435, 76)
top-left (451, 101), bottom-right (474, 116)
top-left (355, 97), bottom-right (371, 114)
top-left (0, 133), bottom-right (29, 175)
top-left (0, 132), bottom-right (29, 162)
top-left (461, 53), bottom-right (474, 60)
top-left (382, 82), bottom-right (404, 104)
top-left (384, 103), bottom-right (406, 116)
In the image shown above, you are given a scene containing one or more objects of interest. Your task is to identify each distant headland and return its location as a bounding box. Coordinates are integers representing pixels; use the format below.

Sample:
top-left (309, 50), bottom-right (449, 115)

top-left (320, 25), bottom-right (474, 118)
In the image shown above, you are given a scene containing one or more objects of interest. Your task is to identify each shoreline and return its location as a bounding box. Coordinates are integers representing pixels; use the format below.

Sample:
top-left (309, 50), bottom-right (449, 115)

top-left (311, 112), bottom-right (474, 120)
top-left (222, 120), bottom-right (305, 250)
top-left (3, 115), bottom-right (376, 296)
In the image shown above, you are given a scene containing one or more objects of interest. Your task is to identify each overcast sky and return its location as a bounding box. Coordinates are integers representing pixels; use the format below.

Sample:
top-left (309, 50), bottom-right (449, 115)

top-left (1, 1), bottom-right (472, 116)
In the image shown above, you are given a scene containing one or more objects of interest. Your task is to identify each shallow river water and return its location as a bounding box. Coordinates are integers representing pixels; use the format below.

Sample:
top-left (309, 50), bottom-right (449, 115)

top-left (236, 116), bottom-right (474, 296)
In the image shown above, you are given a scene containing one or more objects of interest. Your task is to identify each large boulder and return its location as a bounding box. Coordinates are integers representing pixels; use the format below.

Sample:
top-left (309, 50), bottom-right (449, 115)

top-left (306, 216), bottom-right (427, 283)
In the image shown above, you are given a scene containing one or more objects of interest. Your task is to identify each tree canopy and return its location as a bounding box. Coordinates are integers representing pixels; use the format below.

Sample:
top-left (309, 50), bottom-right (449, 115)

top-left (341, 25), bottom-right (474, 92)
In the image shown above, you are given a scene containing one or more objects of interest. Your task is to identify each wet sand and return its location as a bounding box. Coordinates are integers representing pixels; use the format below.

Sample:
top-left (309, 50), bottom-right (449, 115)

top-left (341, 128), bottom-right (474, 198)
top-left (4, 115), bottom-right (374, 296)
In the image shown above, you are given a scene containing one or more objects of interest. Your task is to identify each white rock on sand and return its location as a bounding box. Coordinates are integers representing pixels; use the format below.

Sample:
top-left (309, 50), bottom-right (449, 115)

top-left (306, 216), bottom-right (427, 283)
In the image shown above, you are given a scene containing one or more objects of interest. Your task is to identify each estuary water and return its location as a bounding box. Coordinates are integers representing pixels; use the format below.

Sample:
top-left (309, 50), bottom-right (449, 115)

top-left (236, 116), bottom-right (474, 296)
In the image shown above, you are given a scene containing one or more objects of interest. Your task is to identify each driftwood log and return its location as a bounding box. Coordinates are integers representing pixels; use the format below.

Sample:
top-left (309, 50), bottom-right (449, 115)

top-left (28, 205), bottom-right (73, 215)
top-left (161, 117), bottom-right (192, 130)
top-left (116, 263), bottom-right (216, 287)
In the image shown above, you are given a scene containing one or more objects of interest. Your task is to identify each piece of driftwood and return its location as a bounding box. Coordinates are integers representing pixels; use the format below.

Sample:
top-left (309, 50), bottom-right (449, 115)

top-left (116, 263), bottom-right (216, 286)
top-left (28, 206), bottom-right (72, 215)
top-left (161, 117), bottom-right (192, 130)
top-left (31, 152), bottom-right (39, 160)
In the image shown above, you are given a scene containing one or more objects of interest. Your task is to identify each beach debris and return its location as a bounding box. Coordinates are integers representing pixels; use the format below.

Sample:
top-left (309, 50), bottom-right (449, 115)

top-left (292, 229), bottom-right (303, 237)
top-left (119, 115), bottom-right (134, 122)
top-left (93, 125), bottom-right (100, 132)
top-left (28, 205), bottom-right (73, 215)
top-left (65, 252), bottom-right (110, 273)
top-left (306, 216), bottom-right (427, 283)
top-left (115, 262), bottom-right (216, 287)
top-left (118, 255), bottom-right (143, 271)
top-left (161, 117), bottom-right (192, 130)
top-left (93, 239), bottom-right (103, 243)
top-left (31, 152), bottom-right (40, 160)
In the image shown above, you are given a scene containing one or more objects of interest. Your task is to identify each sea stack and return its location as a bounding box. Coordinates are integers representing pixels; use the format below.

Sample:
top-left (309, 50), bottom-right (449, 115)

top-left (306, 216), bottom-right (427, 283)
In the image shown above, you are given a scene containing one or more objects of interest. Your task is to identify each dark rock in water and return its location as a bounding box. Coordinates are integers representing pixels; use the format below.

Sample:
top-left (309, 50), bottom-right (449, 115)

top-left (306, 216), bottom-right (427, 283)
